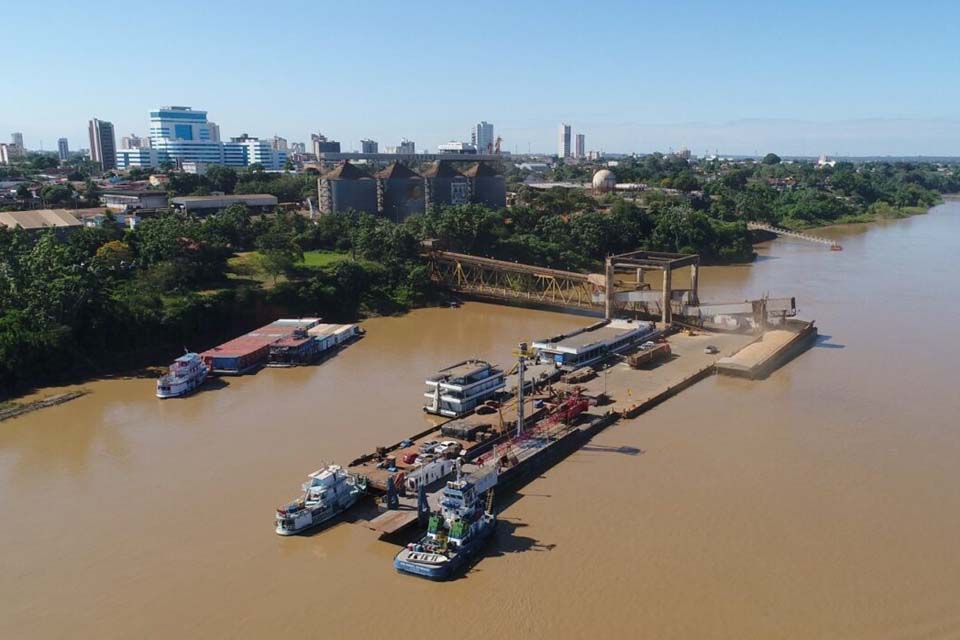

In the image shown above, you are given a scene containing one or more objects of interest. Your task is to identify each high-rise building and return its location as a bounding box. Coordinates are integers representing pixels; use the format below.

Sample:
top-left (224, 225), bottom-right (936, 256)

top-left (360, 139), bottom-right (378, 154)
top-left (311, 133), bottom-right (341, 156)
top-left (398, 138), bottom-right (415, 154)
top-left (88, 118), bottom-right (117, 171)
top-left (575, 133), bottom-right (585, 159)
top-left (558, 123), bottom-right (571, 158)
top-left (116, 106), bottom-right (284, 170)
top-left (11, 132), bottom-right (24, 148)
top-left (271, 136), bottom-right (288, 151)
top-left (472, 121), bottom-right (494, 153)
top-left (57, 138), bottom-right (69, 161)
top-left (1, 143), bottom-right (21, 164)
top-left (289, 142), bottom-right (306, 154)
top-left (121, 134), bottom-right (149, 149)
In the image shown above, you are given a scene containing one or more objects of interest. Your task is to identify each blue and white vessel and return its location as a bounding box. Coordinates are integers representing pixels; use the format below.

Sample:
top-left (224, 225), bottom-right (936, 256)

top-left (394, 465), bottom-right (497, 580)
top-left (156, 353), bottom-right (210, 398)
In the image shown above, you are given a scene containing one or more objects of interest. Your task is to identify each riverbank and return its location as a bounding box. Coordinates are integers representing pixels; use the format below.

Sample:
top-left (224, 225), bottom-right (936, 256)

top-left (788, 200), bottom-right (936, 232)
top-left (0, 389), bottom-right (89, 423)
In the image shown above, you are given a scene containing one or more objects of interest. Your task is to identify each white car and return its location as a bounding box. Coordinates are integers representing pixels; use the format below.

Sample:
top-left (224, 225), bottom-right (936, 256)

top-left (639, 341), bottom-right (657, 351)
top-left (435, 440), bottom-right (460, 455)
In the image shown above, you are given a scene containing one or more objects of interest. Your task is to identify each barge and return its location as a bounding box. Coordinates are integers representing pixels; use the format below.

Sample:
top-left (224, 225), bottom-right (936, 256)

top-left (716, 320), bottom-right (817, 379)
top-left (201, 319), bottom-right (362, 374)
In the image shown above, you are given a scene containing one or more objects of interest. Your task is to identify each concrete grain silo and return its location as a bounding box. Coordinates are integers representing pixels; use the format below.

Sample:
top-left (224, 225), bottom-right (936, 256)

top-left (375, 162), bottom-right (425, 222)
top-left (422, 161), bottom-right (470, 210)
top-left (318, 161), bottom-right (377, 214)
top-left (463, 162), bottom-right (506, 210)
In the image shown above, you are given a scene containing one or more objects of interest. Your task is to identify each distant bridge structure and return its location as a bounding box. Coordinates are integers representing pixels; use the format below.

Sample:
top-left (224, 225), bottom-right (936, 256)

top-left (426, 248), bottom-right (796, 328)
top-left (747, 222), bottom-right (842, 250)
top-left (426, 251), bottom-right (602, 311)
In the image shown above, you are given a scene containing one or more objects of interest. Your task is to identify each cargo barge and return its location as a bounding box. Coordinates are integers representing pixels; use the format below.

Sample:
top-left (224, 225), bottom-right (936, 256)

top-left (716, 319), bottom-right (817, 379)
top-left (200, 319), bottom-right (362, 374)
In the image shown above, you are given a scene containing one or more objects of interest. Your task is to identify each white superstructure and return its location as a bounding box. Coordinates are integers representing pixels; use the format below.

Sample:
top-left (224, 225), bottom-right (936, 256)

top-left (275, 465), bottom-right (366, 535)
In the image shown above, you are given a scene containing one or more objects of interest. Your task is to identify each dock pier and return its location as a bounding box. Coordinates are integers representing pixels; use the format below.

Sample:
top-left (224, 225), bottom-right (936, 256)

top-left (346, 321), bottom-right (814, 541)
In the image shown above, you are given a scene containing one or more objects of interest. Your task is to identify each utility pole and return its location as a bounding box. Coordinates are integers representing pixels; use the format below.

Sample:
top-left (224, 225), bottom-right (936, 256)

top-left (516, 343), bottom-right (526, 438)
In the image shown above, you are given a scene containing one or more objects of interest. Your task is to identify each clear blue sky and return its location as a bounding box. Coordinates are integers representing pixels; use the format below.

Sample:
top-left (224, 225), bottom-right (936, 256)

top-left (2, 0), bottom-right (958, 156)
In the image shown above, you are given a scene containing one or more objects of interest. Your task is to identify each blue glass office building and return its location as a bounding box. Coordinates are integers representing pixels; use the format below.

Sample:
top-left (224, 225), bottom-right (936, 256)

top-left (115, 106), bottom-right (286, 170)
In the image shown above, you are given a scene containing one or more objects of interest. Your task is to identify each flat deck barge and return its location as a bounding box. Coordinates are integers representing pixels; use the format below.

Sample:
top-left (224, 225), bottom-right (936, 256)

top-left (716, 320), bottom-right (817, 379)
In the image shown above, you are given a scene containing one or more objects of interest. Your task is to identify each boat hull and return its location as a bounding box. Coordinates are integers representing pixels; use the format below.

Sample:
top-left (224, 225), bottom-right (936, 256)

top-left (394, 517), bottom-right (496, 580)
top-left (275, 490), bottom-right (362, 535)
top-left (156, 369), bottom-right (209, 399)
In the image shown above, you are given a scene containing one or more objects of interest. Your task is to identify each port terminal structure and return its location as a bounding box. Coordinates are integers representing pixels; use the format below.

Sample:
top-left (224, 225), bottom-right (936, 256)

top-left (426, 248), bottom-right (797, 330)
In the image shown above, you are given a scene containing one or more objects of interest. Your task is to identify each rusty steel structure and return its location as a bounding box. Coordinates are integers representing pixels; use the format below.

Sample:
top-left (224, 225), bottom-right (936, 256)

top-left (427, 251), bottom-right (603, 311)
top-left (427, 248), bottom-right (795, 329)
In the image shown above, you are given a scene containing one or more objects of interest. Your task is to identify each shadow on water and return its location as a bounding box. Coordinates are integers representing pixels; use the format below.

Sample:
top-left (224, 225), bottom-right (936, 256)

top-left (580, 444), bottom-right (644, 456)
top-left (492, 519), bottom-right (557, 555)
top-left (448, 519), bottom-right (557, 582)
top-left (193, 378), bottom-right (230, 394)
top-left (815, 334), bottom-right (846, 350)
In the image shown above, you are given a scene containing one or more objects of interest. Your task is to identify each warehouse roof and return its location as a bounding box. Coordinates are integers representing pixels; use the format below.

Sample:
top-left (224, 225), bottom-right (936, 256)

top-left (0, 209), bottom-right (82, 230)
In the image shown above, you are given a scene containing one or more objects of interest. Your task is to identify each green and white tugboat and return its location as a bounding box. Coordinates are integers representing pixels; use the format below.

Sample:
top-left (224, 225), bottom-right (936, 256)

top-left (394, 465), bottom-right (498, 580)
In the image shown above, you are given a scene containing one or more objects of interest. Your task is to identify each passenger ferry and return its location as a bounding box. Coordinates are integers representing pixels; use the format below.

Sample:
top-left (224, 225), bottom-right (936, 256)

top-left (394, 466), bottom-right (497, 580)
top-left (275, 465), bottom-right (367, 535)
top-left (156, 353), bottom-right (210, 399)
top-left (424, 359), bottom-right (505, 418)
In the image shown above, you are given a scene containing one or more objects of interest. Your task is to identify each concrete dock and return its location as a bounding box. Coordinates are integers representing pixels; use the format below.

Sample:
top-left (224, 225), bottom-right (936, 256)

top-left (348, 324), bottom-right (794, 539)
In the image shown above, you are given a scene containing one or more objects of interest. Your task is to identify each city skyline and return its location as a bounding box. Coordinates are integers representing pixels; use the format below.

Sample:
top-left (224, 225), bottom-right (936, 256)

top-left (3, 2), bottom-right (960, 156)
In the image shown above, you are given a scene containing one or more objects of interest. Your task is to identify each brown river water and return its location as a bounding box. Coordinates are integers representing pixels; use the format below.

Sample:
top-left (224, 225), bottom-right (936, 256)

top-left (2, 202), bottom-right (960, 639)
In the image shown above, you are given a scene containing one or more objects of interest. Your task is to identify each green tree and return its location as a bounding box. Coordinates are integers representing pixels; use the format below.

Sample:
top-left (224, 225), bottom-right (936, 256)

top-left (94, 240), bottom-right (134, 271)
top-left (205, 165), bottom-right (238, 194)
top-left (83, 179), bottom-right (101, 205)
top-left (762, 153), bottom-right (781, 165)
top-left (40, 184), bottom-right (73, 205)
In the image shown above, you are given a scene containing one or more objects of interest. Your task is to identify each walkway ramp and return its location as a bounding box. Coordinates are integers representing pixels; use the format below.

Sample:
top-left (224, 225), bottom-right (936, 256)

top-left (748, 222), bottom-right (842, 250)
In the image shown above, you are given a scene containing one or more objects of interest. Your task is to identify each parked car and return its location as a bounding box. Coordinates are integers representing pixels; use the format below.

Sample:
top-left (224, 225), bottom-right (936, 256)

top-left (418, 440), bottom-right (439, 454)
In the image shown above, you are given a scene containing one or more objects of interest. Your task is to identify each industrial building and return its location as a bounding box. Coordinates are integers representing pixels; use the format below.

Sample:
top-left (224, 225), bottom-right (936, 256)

top-left (170, 194), bottom-right (278, 214)
top-left (318, 162), bottom-right (377, 215)
top-left (463, 162), bottom-right (506, 210)
top-left (319, 160), bottom-right (505, 217)
top-left (532, 319), bottom-right (656, 370)
top-left (375, 162), bottom-right (425, 222)
top-left (102, 189), bottom-right (169, 212)
top-left (0, 209), bottom-right (83, 234)
top-left (423, 161), bottom-right (470, 209)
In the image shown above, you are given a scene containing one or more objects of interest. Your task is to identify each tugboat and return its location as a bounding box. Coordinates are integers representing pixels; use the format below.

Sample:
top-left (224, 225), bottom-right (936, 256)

top-left (275, 465), bottom-right (367, 535)
top-left (156, 353), bottom-right (210, 399)
top-left (394, 465), bottom-right (497, 580)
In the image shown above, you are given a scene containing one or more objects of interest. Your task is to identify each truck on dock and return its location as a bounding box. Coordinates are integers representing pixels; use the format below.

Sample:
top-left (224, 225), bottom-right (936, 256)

top-left (627, 342), bottom-right (671, 368)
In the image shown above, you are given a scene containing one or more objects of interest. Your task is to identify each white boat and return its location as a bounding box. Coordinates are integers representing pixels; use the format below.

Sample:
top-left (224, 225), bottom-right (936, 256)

top-left (156, 353), bottom-right (210, 399)
top-left (275, 465), bottom-right (366, 535)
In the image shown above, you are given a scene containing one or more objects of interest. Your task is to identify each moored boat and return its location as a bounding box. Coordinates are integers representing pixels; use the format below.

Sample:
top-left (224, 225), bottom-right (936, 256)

top-left (275, 465), bottom-right (367, 535)
top-left (156, 353), bottom-right (210, 399)
top-left (394, 465), bottom-right (497, 580)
